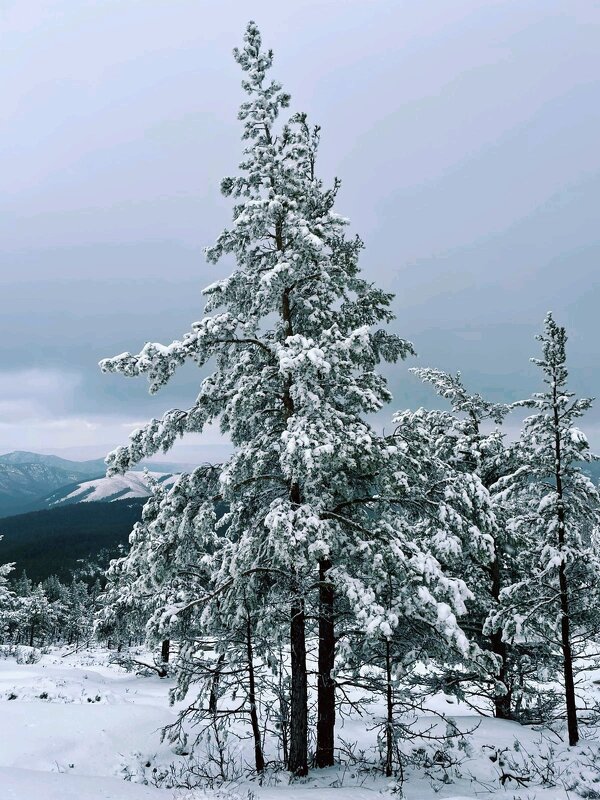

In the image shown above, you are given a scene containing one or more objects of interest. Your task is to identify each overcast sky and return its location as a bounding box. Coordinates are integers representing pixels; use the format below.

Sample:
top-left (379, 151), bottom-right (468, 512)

top-left (1, 0), bottom-right (599, 461)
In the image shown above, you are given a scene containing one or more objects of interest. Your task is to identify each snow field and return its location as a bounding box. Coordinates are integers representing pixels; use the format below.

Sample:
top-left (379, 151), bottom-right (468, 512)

top-left (2, 647), bottom-right (600, 799)
top-left (0, 648), bottom-right (176, 799)
top-left (52, 471), bottom-right (177, 505)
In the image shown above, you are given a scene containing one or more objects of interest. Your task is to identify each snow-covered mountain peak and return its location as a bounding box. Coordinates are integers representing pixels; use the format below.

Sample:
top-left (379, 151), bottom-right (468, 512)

top-left (46, 472), bottom-right (177, 507)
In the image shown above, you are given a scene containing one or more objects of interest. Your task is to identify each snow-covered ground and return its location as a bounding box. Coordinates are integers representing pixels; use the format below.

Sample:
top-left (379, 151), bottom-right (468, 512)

top-left (1, 647), bottom-right (600, 799)
top-left (0, 647), bottom-right (175, 799)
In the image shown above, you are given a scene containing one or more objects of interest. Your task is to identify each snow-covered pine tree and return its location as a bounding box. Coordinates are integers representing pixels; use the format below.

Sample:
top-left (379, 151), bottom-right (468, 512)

top-left (18, 583), bottom-right (57, 648)
top-left (325, 386), bottom-right (503, 776)
top-left (491, 313), bottom-right (600, 745)
top-left (410, 369), bottom-right (521, 718)
top-left (96, 474), bottom-right (188, 664)
top-left (64, 579), bottom-right (94, 647)
top-left (100, 22), bottom-right (413, 776)
top-left (13, 571), bottom-right (32, 599)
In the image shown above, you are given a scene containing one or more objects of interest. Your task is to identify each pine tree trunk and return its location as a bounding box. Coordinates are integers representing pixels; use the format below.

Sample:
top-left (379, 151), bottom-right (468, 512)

top-left (491, 632), bottom-right (512, 719)
top-left (559, 561), bottom-right (578, 745)
top-left (281, 263), bottom-right (308, 776)
top-left (385, 638), bottom-right (394, 777)
top-left (315, 557), bottom-right (335, 768)
top-left (490, 549), bottom-right (512, 719)
top-left (209, 653), bottom-right (225, 715)
top-left (278, 645), bottom-right (289, 766)
top-left (157, 639), bottom-right (170, 678)
top-left (289, 595), bottom-right (308, 776)
top-left (245, 611), bottom-right (265, 774)
top-left (552, 370), bottom-right (579, 746)
top-left (29, 624), bottom-right (35, 648)
top-left (161, 639), bottom-right (170, 663)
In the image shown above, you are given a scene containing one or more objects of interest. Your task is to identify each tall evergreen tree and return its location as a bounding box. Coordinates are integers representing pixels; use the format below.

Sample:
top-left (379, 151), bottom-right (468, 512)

top-left (491, 313), bottom-right (600, 745)
top-left (100, 21), bottom-right (413, 776)
top-left (100, 23), bottom-right (484, 777)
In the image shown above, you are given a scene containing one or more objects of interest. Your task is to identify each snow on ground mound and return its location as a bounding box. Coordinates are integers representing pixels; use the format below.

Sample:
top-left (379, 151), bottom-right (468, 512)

top-left (0, 767), bottom-right (167, 800)
top-left (1, 648), bottom-right (599, 799)
top-left (49, 471), bottom-right (177, 506)
top-left (0, 649), bottom-right (180, 799)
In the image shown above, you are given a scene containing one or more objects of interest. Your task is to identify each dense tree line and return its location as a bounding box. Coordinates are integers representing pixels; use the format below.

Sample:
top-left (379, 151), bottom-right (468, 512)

top-left (0, 497), bottom-right (145, 582)
top-left (0, 569), bottom-right (102, 649)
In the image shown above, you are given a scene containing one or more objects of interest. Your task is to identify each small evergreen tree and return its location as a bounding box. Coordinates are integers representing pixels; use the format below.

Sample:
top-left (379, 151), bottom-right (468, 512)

top-left (64, 579), bottom-right (94, 646)
top-left (18, 584), bottom-right (56, 647)
top-left (491, 313), bottom-right (600, 745)
top-left (410, 369), bottom-right (523, 718)
top-left (14, 570), bottom-right (32, 598)
top-left (0, 541), bottom-right (16, 642)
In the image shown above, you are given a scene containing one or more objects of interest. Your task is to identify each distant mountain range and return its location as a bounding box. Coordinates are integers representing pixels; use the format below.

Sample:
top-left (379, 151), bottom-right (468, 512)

top-left (0, 451), bottom-right (186, 582)
top-left (0, 449), bottom-right (598, 584)
top-left (0, 451), bottom-right (183, 518)
top-left (0, 451), bottom-right (105, 517)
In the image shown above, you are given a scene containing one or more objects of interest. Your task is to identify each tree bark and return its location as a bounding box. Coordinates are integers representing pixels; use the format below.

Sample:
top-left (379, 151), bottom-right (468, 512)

top-left (385, 638), bottom-right (394, 777)
top-left (280, 235), bottom-right (309, 776)
top-left (315, 557), bottom-right (335, 767)
top-left (245, 611), bottom-right (265, 773)
top-left (289, 595), bottom-right (308, 776)
top-left (158, 639), bottom-right (170, 678)
top-left (490, 550), bottom-right (512, 719)
top-left (209, 653), bottom-right (225, 715)
top-left (278, 645), bottom-right (289, 766)
top-left (161, 639), bottom-right (170, 664)
top-left (552, 366), bottom-right (578, 746)
top-left (491, 631), bottom-right (512, 719)
top-left (559, 563), bottom-right (578, 746)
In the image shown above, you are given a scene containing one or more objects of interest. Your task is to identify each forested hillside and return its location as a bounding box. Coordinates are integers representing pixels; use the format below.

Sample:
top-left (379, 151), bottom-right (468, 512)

top-left (0, 452), bottom-right (105, 517)
top-left (0, 500), bottom-right (145, 582)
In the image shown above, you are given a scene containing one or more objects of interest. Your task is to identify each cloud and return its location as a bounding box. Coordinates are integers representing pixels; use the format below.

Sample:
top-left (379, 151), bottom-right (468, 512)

top-left (1, 1), bottom-right (600, 454)
top-left (0, 369), bottom-right (81, 418)
top-left (0, 367), bottom-right (232, 461)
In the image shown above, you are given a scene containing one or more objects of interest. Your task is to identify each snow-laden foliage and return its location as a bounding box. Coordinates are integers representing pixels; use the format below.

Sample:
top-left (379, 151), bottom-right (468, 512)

top-left (406, 369), bottom-right (530, 718)
top-left (98, 21), bottom-right (477, 776)
top-left (0, 568), bottom-right (99, 649)
top-left (489, 314), bottom-right (600, 743)
top-left (0, 545), bottom-right (16, 638)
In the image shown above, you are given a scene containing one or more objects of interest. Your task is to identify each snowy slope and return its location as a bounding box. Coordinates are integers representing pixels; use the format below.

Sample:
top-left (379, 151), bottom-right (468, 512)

top-left (0, 453), bottom-right (105, 517)
top-left (0, 451), bottom-right (192, 517)
top-left (45, 472), bottom-right (177, 507)
top-left (0, 651), bottom-right (177, 799)
top-left (2, 647), bottom-right (598, 800)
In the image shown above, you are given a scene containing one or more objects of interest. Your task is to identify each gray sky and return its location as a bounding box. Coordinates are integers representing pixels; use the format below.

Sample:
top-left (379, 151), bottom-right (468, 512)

top-left (2, 0), bottom-right (600, 461)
